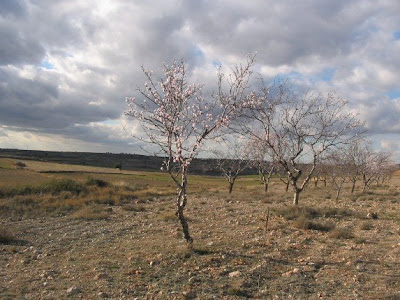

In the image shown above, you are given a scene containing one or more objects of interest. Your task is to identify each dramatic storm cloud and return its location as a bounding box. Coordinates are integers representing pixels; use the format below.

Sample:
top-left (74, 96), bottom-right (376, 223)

top-left (0, 0), bottom-right (399, 158)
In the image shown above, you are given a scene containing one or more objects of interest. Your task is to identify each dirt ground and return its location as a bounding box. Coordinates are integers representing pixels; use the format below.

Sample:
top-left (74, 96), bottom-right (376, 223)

top-left (0, 164), bottom-right (399, 299)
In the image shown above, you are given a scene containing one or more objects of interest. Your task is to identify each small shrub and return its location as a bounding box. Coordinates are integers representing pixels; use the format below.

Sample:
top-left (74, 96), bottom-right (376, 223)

top-left (94, 198), bottom-right (115, 205)
top-left (355, 237), bottom-right (367, 244)
top-left (0, 227), bottom-right (16, 244)
top-left (330, 227), bottom-right (354, 239)
top-left (14, 162), bottom-right (27, 169)
top-left (273, 206), bottom-right (319, 220)
top-left (85, 176), bottom-right (109, 187)
top-left (360, 221), bottom-right (374, 230)
top-left (122, 204), bottom-right (145, 212)
top-left (227, 288), bottom-right (250, 297)
top-left (294, 217), bottom-right (336, 232)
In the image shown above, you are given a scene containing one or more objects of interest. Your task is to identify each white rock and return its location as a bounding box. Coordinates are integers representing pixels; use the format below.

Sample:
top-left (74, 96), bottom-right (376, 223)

top-left (98, 292), bottom-right (109, 298)
top-left (66, 286), bottom-right (81, 296)
top-left (229, 271), bottom-right (241, 278)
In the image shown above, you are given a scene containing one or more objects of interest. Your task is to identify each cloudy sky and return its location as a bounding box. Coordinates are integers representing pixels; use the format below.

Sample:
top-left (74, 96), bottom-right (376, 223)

top-left (0, 0), bottom-right (399, 159)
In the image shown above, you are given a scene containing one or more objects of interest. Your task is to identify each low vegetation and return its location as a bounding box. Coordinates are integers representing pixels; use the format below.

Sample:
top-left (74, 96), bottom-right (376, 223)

top-left (0, 226), bottom-right (16, 244)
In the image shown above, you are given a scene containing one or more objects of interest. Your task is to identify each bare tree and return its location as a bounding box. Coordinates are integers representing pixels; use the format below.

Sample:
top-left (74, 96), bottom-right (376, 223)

top-left (313, 162), bottom-right (329, 187)
top-left (245, 137), bottom-right (277, 193)
top-left (240, 83), bottom-right (362, 205)
top-left (323, 148), bottom-right (351, 201)
top-left (345, 139), bottom-right (366, 194)
top-left (125, 55), bottom-right (257, 247)
top-left (378, 161), bottom-right (397, 185)
top-left (374, 153), bottom-right (395, 186)
top-left (213, 141), bottom-right (249, 194)
top-left (360, 147), bottom-right (393, 192)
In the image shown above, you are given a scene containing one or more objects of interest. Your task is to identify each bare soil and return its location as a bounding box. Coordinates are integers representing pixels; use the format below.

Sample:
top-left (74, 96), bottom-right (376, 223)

top-left (0, 171), bottom-right (399, 299)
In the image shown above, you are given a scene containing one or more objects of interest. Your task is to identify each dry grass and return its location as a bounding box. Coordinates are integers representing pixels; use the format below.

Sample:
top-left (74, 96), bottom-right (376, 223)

top-left (70, 205), bottom-right (111, 220)
top-left (360, 221), bottom-right (374, 230)
top-left (0, 226), bottom-right (16, 244)
top-left (294, 217), bottom-right (336, 232)
top-left (330, 227), bottom-right (355, 239)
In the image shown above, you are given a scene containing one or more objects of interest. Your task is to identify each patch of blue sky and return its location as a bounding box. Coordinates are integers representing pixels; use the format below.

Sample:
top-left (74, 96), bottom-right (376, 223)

top-left (394, 31), bottom-right (400, 40)
top-left (193, 46), bottom-right (204, 59)
top-left (386, 88), bottom-right (400, 100)
top-left (40, 61), bottom-right (54, 70)
top-left (212, 60), bottom-right (221, 67)
top-left (275, 71), bottom-right (303, 81)
top-left (317, 68), bottom-right (336, 82)
top-left (101, 119), bottom-right (119, 126)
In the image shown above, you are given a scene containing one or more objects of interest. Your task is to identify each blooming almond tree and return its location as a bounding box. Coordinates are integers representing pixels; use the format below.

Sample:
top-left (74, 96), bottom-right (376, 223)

top-left (125, 56), bottom-right (256, 247)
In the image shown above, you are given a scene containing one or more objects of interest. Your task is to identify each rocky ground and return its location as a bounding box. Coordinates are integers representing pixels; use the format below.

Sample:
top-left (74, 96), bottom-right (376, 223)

top-left (1, 181), bottom-right (400, 299)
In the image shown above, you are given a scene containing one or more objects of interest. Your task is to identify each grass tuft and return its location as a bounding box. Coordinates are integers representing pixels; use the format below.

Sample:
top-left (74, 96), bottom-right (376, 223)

top-left (360, 221), bottom-right (374, 230)
top-left (122, 204), bottom-right (146, 212)
top-left (0, 227), bottom-right (16, 244)
top-left (330, 227), bottom-right (354, 239)
top-left (85, 176), bottom-right (109, 187)
top-left (294, 217), bottom-right (336, 232)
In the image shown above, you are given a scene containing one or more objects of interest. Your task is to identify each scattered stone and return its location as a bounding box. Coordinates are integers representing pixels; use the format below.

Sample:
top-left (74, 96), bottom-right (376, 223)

top-left (282, 270), bottom-right (291, 277)
top-left (282, 268), bottom-right (301, 277)
top-left (149, 260), bottom-right (159, 266)
top-left (94, 273), bottom-right (109, 280)
top-left (367, 212), bottom-right (378, 219)
top-left (356, 264), bottom-right (366, 271)
top-left (229, 271), bottom-right (241, 278)
top-left (66, 286), bottom-right (81, 296)
top-left (98, 292), bottom-right (109, 298)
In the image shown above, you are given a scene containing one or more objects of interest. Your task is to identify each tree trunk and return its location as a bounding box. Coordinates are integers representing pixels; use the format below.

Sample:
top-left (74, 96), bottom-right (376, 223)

top-left (351, 180), bottom-right (356, 193)
top-left (362, 182), bottom-right (367, 193)
top-left (177, 201), bottom-right (193, 247)
top-left (264, 181), bottom-right (269, 193)
top-left (176, 168), bottom-right (193, 248)
top-left (293, 190), bottom-right (300, 205)
top-left (228, 181), bottom-right (234, 194)
top-left (260, 173), bottom-right (269, 193)
top-left (335, 182), bottom-right (343, 202)
top-left (285, 179), bottom-right (289, 192)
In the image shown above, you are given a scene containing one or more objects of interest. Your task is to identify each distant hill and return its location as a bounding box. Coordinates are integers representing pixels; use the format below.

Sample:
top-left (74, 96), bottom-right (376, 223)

top-left (0, 148), bottom-right (256, 175)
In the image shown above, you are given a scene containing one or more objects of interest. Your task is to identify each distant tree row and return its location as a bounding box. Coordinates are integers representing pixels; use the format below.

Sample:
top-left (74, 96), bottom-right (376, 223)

top-left (210, 138), bottom-right (395, 201)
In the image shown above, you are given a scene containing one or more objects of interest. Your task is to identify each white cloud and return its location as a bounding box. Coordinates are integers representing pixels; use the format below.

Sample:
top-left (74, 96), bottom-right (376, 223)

top-left (0, 0), bottom-right (399, 160)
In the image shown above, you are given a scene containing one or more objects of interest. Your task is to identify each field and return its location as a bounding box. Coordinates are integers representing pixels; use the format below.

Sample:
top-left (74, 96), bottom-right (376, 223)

top-left (0, 158), bottom-right (399, 299)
